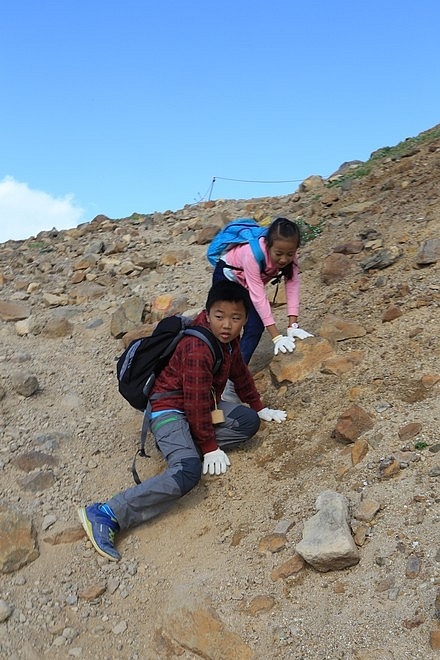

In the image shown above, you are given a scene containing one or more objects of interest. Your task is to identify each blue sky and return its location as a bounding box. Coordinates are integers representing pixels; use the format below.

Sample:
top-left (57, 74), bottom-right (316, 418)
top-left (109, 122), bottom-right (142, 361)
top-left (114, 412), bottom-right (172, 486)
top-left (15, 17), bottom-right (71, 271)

top-left (1, 1), bottom-right (439, 243)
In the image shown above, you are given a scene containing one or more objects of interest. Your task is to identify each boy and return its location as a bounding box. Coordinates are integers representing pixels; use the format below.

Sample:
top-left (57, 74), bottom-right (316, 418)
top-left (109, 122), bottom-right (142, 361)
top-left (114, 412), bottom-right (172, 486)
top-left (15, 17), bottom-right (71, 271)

top-left (78, 280), bottom-right (287, 561)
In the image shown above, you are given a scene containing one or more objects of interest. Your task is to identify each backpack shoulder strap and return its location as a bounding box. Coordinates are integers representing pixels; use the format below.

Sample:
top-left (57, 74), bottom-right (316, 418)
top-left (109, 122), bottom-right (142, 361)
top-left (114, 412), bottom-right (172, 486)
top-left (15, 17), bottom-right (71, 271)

top-left (248, 236), bottom-right (266, 272)
top-left (184, 326), bottom-right (223, 374)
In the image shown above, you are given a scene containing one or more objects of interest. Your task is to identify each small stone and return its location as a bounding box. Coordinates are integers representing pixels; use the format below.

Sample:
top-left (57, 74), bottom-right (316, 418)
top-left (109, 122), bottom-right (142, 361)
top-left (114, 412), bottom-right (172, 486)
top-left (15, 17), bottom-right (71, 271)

top-left (378, 457), bottom-right (400, 479)
top-left (405, 555), bottom-right (421, 578)
top-left (246, 595), bottom-right (276, 615)
top-left (0, 600), bottom-right (13, 622)
top-left (273, 519), bottom-right (294, 535)
top-left (354, 499), bottom-right (381, 522)
top-left (382, 305), bottom-right (402, 322)
top-left (42, 514), bottom-right (57, 531)
top-left (421, 374), bottom-right (440, 389)
top-left (258, 533), bottom-right (286, 554)
top-left (112, 620), bottom-right (127, 635)
top-left (398, 422), bottom-right (422, 442)
top-left (78, 584), bottom-right (106, 601)
top-left (376, 577), bottom-right (394, 592)
top-left (430, 629), bottom-right (440, 651)
top-left (270, 554), bottom-right (305, 581)
top-left (403, 613), bottom-right (425, 629)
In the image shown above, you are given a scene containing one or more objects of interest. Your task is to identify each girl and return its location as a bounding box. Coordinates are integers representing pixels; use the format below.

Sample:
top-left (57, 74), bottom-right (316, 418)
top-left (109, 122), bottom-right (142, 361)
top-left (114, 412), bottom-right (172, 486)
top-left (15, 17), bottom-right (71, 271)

top-left (212, 217), bottom-right (313, 366)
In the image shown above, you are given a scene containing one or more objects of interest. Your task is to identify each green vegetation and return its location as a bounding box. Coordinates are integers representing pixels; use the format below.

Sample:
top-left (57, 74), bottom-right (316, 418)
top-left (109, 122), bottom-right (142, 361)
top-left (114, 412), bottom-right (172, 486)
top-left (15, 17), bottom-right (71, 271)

top-left (326, 124), bottom-right (440, 188)
top-left (414, 441), bottom-right (428, 450)
top-left (27, 240), bottom-right (46, 250)
top-left (295, 217), bottom-right (324, 244)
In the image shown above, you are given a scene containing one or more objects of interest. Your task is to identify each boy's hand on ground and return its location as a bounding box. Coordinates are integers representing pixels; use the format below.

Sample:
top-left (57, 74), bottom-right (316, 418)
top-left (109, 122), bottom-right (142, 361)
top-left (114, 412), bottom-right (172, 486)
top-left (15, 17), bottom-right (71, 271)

top-left (202, 448), bottom-right (231, 475)
top-left (258, 408), bottom-right (287, 423)
top-left (287, 323), bottom-right (314, 340)
top-left (272, 335), bottom-right (295, 355)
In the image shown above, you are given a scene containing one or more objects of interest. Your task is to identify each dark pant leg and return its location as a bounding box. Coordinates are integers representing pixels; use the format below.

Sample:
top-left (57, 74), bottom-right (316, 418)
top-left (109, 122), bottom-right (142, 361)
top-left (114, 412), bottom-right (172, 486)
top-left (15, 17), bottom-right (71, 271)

top-left (214, 401), bottom-right (260, 448)
top-left (107, 413), bottom-right (201, 531)
top-left (239, 302), bottom-right (265, 364)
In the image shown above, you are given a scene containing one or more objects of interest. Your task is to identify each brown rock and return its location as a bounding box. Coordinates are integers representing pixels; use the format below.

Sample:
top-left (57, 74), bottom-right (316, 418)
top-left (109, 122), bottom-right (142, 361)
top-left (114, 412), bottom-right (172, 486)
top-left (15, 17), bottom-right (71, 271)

top-left (160, 249), bottom-right (190, 266)
top-left (351, 438), bottom-right (369, 465)
top-left (78, 584), bottom-right (107, 601)
top-left (270, 554), bottom-right (305, 581)
top-left (150, 294), bottom-right (188, 322)
top-left (246, 595), bottom-right (276, 615)
top-left (321, 351), bottom-right (364, 376)
top-left (0, 505), bottom-right (39, 573)
top-left (353, 524), bottom-right (369, 547)
top-left (11, 373), bottom-right (39, 397)
top-left (382, 304), bottom-right (403, 322)
top-left (354, 499), bottom-right (381, 522)
top-left (333, 240), bottom-right (363, 254)
top-left (42, 318), bottom-right (74, 338)
top-left (378, 457), bottom-right (400, 479)
top-left (196, 225), bottom-right (224, 245)
top-left (157, 606), bottom-right (252, 659)
top-left (258, 533), bottom-right (286, 554)
top-left (121, 323), bottom-right (156, 348)
top-left (0, 300), bottom-right (31, 321)
top-left (270, 337), bottom-right (334, 385)
top-left (70, 270), bottom-right (86, 284)
top-left (430, 629), bottom-right (440, 650)
top-left (421, 373), bottom-right (440, 389)
top-left (43, 526), bottom-right (86, 545)
top-left (398, 422), bottom-right (422, 441)
top-left (332, 405), bottom-right (374, 444)
top-left (321, 253), bottom-right (355, 284)
top-left (375, 577), bottom-right (395, 592)
top-left (319, 315), bottom-right (367, 342)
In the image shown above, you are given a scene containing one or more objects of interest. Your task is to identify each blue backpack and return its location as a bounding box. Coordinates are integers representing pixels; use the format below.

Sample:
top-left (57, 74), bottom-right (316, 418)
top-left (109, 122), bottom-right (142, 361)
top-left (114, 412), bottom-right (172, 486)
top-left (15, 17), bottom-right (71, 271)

top-left (207, 218), bottom-right (268, 271)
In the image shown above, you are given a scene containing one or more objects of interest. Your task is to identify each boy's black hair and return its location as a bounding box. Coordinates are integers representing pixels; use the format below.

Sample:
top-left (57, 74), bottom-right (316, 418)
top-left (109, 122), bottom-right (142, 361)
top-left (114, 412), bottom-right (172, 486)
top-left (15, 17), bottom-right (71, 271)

top-left (205, 280), bottom-right (251, 315)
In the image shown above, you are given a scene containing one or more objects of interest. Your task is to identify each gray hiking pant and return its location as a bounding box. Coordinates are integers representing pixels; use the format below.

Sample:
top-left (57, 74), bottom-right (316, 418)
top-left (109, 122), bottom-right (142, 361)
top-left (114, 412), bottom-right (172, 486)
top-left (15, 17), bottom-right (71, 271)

top-left (107, 401), bottom-right (260, 530)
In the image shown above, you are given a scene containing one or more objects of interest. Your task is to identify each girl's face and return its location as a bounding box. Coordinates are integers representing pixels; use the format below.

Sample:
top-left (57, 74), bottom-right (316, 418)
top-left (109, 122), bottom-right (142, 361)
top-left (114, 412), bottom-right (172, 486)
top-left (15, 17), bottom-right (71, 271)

top-left (268, 237), bottom-right (298, 270)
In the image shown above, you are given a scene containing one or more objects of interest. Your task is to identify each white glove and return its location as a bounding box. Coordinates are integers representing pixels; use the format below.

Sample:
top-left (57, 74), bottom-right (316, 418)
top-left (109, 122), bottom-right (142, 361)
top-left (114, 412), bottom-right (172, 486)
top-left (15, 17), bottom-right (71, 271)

top-left (272, 334), bottom-right (295, 356)
top-left (202, 448), bottom-right (231, 475)
top-left (258, 407), bottom-right (287, 423)
top-left (287, 323), bottom-right (314, 340)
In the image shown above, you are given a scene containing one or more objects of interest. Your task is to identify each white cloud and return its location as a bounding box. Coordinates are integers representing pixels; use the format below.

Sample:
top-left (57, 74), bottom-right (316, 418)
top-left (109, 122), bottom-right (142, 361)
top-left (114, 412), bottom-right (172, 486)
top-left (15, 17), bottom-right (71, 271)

top-left (0, 176), bottom-right (86, 243)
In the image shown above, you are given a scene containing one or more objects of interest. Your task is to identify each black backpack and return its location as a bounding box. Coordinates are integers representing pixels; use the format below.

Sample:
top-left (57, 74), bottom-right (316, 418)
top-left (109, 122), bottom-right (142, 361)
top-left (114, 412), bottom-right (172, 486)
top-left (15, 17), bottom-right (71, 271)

top-left (116, 315), bottom-right (223, 483)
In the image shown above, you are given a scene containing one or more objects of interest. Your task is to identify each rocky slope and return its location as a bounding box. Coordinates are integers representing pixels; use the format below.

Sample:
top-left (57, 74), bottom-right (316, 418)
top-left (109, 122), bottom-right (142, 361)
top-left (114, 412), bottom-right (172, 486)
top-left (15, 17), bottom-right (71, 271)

top-left (0, 124), bottom-right (439, 659)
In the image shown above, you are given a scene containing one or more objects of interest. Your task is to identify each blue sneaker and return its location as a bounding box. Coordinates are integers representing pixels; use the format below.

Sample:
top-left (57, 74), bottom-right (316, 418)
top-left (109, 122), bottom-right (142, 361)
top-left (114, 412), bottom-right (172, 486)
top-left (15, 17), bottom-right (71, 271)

top-left (78, 503), bottom-right (121, 561)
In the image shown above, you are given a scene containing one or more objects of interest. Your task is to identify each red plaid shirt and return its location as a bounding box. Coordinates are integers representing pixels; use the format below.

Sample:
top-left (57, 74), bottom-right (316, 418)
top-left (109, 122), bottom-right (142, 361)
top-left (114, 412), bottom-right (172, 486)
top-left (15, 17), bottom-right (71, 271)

top-left (150, 311), bottom-right (263, 454)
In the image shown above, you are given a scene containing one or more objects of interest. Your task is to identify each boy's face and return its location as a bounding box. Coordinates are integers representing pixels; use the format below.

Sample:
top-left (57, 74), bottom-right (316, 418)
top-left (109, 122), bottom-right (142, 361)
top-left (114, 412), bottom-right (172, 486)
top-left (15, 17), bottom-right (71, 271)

top-left (207, 300), bottom-right (247, 344)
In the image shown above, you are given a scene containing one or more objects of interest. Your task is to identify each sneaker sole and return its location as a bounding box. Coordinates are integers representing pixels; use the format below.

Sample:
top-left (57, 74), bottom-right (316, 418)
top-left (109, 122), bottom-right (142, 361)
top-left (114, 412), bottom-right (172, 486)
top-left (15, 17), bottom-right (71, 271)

top-left (77, 507), bottom-right (120, 562)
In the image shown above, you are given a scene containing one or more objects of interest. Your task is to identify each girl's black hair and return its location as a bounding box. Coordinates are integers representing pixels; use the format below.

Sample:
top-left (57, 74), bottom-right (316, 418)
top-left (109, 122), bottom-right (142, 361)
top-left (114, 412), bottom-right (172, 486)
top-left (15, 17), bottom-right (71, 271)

top-left (265, 217), bottom-right (300, 280)
top-left (206, 280), bottom-right (251, 315)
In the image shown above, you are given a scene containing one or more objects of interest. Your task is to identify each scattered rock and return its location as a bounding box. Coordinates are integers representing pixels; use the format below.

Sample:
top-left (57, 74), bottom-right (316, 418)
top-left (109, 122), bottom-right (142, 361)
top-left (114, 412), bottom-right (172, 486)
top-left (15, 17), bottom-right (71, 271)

top-left (295, 491), bottom-right (360, 572)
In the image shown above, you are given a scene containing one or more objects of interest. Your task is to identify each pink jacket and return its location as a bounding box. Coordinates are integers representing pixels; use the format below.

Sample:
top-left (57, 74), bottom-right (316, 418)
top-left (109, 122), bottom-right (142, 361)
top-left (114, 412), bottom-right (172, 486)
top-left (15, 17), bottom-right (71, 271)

top-left (223, 237), bottom-right (300, 326)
